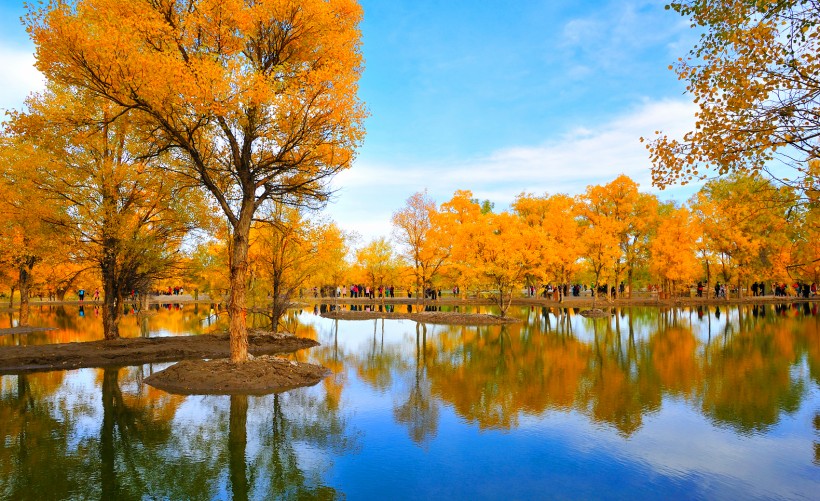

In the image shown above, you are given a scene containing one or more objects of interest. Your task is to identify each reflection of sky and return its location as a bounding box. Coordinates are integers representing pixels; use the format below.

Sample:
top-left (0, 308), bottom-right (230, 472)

top-left (1, 304), bottom-right (819, 498)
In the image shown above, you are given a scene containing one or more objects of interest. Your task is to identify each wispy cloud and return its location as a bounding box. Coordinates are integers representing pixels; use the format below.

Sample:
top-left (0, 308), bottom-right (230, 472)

top-left (553, 0), bottom-right (698, 79)
top-left (0, 45), bottom-right (44, 116)
top-left (330, 98), bottom-right (698, 242)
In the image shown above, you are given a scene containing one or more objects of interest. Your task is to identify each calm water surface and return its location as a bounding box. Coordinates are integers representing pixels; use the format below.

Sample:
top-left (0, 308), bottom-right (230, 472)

top-left (1, 302), bottom-right (819, 499)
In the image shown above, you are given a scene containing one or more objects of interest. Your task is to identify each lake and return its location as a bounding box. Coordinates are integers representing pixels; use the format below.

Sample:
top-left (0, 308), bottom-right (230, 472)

top-left (1, 302), bottom-right (819, 499)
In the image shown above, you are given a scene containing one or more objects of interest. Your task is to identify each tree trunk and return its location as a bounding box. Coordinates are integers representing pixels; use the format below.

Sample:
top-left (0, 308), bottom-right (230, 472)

top-left (228, 205), bottom-right (253, 363)
top-left (101, 254), bottom-right (122, 340)
top-left (139, 291), bottom-right (150, 312)
top-left (270, 288), bottom-right (289, 334)
top-left (8, 285), bottom-right (14, 309)
top-left (18, 258), bottom-right (35, 327)
top-left (704, 258), bottom-right (711, 299)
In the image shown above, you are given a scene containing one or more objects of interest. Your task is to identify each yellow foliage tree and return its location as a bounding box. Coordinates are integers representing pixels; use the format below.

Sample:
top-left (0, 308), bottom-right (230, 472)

top-left (513, 192), bottom-right (582, 299)
top-left (249, 206), bottom-right (349, 331)
top-left (8, 87), bottom-right (203, 339)
top-left (28, 0), bottom-right (366, 361)
top-left (647, 1), bottom-right (820, 198)
top-left (455, 210), bottom-right (538, 316)
top-left (355, 237), bottom-right (401, 304)
top-left (650, 206), bottom-right (700, 296)
top-left (689, 173), bottom-right (794, 296)
top-left (0, 139), bottom-right (61, 324)
top-left (391, 190), bottom-right (451, 300)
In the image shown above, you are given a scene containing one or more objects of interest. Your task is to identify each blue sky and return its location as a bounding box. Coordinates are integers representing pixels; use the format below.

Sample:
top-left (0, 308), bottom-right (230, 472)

top-left (0, 0), bottom-right (701, 244)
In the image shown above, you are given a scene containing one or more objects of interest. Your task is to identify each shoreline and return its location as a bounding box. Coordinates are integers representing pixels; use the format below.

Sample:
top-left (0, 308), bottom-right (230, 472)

top-left (2, 293), bottom-right (817, 311)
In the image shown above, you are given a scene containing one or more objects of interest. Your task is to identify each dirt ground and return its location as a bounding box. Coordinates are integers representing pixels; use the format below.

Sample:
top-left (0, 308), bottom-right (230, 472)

top-left (144, 355), bottom-right (330, 395)
top-left (0, 329), bottom-right (317, 374)
top-left (320, 310), bottom-right (521, 324)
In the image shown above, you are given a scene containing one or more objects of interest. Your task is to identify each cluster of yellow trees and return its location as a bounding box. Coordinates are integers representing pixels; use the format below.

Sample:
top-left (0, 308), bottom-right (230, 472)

top-left (0, 0), bottom-right (367, 364)
top-left (329, 171), bottom-right (813, 315)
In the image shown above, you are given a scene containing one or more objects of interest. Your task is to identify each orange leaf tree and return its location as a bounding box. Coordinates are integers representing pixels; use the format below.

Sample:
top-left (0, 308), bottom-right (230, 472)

top-left (442, 195), bottom-right (537, 316)
top-left (391, 190), bottom-right (451, 301)
top-left (512, 192), bottom-right (582, 299)
top-left (0, 137), bottom-right (67, 324)
top-left (647, 1), bottom-right (820, 196)
top-left (249, 205), bottom-right (349, 331)
top-left (28, 0), bottom-right (366, 360)
top-left (649, 206), bottom-right (700, 296)
top-left (689, 173), bottom-right (795, 296)
top-left (356, 237), bottom-right (402, 305)
top-left (9, 87), bottom-right (204, 339)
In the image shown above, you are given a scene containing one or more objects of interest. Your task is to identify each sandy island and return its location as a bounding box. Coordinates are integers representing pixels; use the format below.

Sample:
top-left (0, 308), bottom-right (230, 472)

top-left (143, 356), bottom-right (330, 395)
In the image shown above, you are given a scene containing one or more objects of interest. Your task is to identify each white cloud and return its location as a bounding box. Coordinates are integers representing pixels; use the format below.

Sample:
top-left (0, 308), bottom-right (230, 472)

top-left (0, 44), bottom-right (45, 115)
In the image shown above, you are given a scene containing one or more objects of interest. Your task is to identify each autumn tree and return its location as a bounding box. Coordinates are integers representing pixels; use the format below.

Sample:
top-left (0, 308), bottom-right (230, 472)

top-left (689, 173), bottom-right (794, 296)
top-left (185, 230), bottom-right (231, 302)
top-left (582, 176), bottom-right (659, 298)
top-left (787, 185), bottom-right (820, 282)
top-left (28, 0), bottom-right (366, 361)
top-left (513, 192), bottom-right (582, 299)
top-left (576, 182), bottom-right (627, 302)
top-left (392, 190), bottom-right (450, 301)
top-left (356, 237), bottom-right (400, 304)
top-left (438, 191), bottom-right (484, 298)
top-left (250, 205), bottom-right (348, 331)
top-left (0, 138), bottom-right (65, 325)
top-left (9, 88), bottom-right (203, 339)
top-left (448, 205), bottom-right (537, 316)
top-left (647, 0), bottom-right (820, 197)
top-left (649, 206), bottom-right (700, 296)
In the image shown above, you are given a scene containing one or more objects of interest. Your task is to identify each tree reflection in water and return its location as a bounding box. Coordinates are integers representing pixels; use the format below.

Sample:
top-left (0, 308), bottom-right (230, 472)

top-left (0, 361), bottom-right (359, 499)
top-left (330, 304), bottom-right (820, 438)
top-left (393, 322), bottom-right (439, 446)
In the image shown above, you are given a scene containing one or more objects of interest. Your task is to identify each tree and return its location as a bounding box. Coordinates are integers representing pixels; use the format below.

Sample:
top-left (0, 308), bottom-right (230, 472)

top-left (438, 191), bottom-right (484, 299)
top-left (250, 206), bottom-right (348, 332)
top-left (391, 191), bottom-right (450, 301)
top-left (29, 0), bottom-right (366, 361)
top-left (646, 1), bottom-right (820, 197)
top-left (356, 237), bottom-right (399, 304)
top-left (0, 137), bottom-right (66, 325)
top-left (455, 211), bottom-right (537, 316)
top-left (513, 192), bottom-right (582, 299)
top-left (649, 206), bottom-right (700, 296)
top-left (9, 88), bottom-right (202, 340)
top-left (577, 181), bottom-right (630, 302)
top-left (579, 176), bottom-right (659, 298)
top-left (689, 173), bottom-right (794, 296)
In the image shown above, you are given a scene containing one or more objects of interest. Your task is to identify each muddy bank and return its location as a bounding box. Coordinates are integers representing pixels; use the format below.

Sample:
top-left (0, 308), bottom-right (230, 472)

top-left (0, 330), bottom-right (317, 374)
top-left (0, 326), bottom-right (58, 336)
top-left (321, 310), bottom-right (520, 325)
top-left (144, 356), bottom-right (330, 395)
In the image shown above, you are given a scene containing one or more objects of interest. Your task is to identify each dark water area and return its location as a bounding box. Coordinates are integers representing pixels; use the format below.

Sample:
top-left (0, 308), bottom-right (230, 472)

top-left (2, 302), bottom-right (819, 499)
